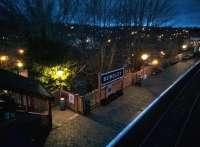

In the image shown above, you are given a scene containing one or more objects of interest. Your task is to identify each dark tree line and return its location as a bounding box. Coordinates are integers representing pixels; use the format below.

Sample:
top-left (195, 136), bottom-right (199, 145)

top-left (0, 0), bottom-right (176, 66)
top-left (0, 0), bottom-right (175, 28)
top-left (0, 0), bottom-right (176, 93)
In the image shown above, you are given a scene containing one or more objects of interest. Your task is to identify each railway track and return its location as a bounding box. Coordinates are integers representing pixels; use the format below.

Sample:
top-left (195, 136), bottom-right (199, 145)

top-left (141, 69), bottom-right (200, 147)
top-left (107, 60), bottom-right (200, 147)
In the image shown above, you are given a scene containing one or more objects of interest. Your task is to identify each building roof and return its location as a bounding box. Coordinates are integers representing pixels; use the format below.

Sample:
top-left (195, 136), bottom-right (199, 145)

top-left (0, 69), bottom-right (53, 100)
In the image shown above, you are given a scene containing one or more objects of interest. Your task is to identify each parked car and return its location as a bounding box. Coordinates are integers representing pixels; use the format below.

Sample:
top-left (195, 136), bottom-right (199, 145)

top-left (182, 53), bottom-right (194, 61)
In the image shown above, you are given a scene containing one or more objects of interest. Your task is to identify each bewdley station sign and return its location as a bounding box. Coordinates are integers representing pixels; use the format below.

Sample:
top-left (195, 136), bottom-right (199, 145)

top-left (101, 68), bottom-right (124, 86)
top-left (99, 68), bottom-right (124, 104)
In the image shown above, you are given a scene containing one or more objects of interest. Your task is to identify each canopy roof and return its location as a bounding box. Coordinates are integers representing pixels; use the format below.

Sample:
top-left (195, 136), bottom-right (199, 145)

top-left (0, 69), bottom-right (53, 100)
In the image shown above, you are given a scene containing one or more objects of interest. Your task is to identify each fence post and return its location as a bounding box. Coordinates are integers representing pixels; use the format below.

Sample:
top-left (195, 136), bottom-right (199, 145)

top-left (98, 72), bottom-right (101, 102)
top-left (74, 94), bottom-right (78, 112)
top-left (79, 96), bottom-right (84, 113)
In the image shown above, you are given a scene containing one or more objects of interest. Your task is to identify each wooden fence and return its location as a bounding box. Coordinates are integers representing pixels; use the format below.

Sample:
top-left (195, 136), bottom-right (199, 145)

top-left (81, 66), bottom-right (155, 113)
top-left (53, 65), bottom-right (155, 114)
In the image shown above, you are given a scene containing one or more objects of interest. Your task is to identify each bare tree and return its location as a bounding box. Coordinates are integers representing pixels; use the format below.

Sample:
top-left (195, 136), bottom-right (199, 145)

top-left (112, 0), bottom-right (175, 27)
top-left (0, 0), bottom-right (77, 64)
top-left (145, 0), bottom-right (176, 27)
top-left (112, 0), bottom-right (176, 70)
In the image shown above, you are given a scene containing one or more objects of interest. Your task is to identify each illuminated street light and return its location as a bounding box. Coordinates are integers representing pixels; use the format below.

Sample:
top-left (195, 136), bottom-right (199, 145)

top-left (16, 61), bottom-right (24, 68)
top-left (152, 59), bottom-right (159, 65)
top-left (0, 55), bottom-right (8, 67)
top-left (18, 49), bottom-right (25, 55)
top-left (160, 51), bottom-right (166, 56)
top-left (60, 97), bottom-right (65, 101)
top-left (131, 31), bottom-right (137, 35)
top-left (141, 54), bottom-right (149, 80)
top-left (0, 55), bottom-right (8, 62)
top-left (107, 39), bottom-right (112, 43)
top-left (86, 38), bottom-right (91, 43)
top-left (182, 44), bottom-right (188, 50)
top-left (57, 70), bottom-right (64, 78)
top-left (141, 54), bottom-right (149, 61)
top-left (142, 27), bottom-right (145, 31)
top-left (70, 26), bottom-right (74, 30)
top-left (57, 69), bottom-right (64, 99)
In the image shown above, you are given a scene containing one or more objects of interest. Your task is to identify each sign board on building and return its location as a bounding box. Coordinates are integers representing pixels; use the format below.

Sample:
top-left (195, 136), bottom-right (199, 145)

top-left (101, 68), bottom-right (124, 86)
top-left (106, 84), bottom-right (112, 97)
top-left (68, 93), bottom-right (75, 104)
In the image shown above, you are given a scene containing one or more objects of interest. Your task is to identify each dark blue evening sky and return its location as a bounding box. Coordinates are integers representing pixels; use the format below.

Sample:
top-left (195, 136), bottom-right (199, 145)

top-left (175, 0), bottom-right (200, 27)
top-left (0, 0), bottom-right (199, 27)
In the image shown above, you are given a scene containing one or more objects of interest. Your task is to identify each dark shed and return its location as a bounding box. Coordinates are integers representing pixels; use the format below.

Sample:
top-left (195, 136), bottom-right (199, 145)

top-left (0, 69), bottom-right (53, 127)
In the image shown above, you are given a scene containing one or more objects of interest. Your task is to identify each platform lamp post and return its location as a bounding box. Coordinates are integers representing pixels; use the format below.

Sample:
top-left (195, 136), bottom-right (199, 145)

top-left (57, 70), bottom-right (64, 98)
top-left (141, 54), bottom-right (149, 79)
top-left (57, 69), bottom-right (66, 110)
top-left (0, 55), bottom-right (9, 68)
top-left (16, 60), bottom-right (24, 75)
top-left (16, 60), bottom-right (24, 107)
top-left (152, 59), bottom-right (159, 66)
top-left (182, 44), bottom-right (188, 50)
top-left (18, 48), bottom-right (25, 55)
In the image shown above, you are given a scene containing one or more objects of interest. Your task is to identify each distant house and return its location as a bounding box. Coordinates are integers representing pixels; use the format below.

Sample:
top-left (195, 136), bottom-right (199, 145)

top-left (190, 37), bottom-right (200, 54)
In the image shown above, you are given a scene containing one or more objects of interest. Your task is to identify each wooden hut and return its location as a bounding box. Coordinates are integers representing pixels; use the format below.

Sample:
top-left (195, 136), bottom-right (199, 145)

top-left (0, 69), bottom-right (53, 127)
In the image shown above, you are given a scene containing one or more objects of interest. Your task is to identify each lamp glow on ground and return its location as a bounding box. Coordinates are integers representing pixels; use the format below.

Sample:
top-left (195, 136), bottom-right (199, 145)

top-left (152, 59), bottom-right (159, 65)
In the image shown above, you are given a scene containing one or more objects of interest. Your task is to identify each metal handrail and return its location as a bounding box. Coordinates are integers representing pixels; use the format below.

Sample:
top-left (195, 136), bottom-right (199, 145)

top-left (107, 60), bottom-right (200, 147)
